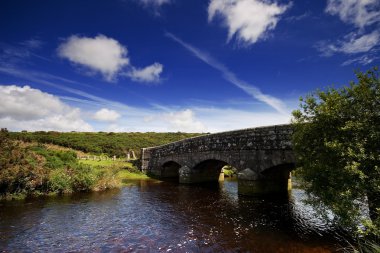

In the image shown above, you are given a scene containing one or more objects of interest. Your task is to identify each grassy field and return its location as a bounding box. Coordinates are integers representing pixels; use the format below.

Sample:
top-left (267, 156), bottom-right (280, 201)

top-left (79, 159), bottom-right (150, 181)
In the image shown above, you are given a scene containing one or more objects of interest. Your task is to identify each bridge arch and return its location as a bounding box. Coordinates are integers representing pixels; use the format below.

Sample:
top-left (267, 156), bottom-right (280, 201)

top-left (161, 161), bottom-right (181, 179)
top-left (189, 159), bottom-right (229, 183)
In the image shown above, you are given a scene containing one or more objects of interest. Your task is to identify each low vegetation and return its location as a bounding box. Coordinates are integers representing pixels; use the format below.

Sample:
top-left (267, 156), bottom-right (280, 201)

top-left (222, 165), bottom-right (237, 177)
top-left (0, 128), bottom-right (151, 200)
top-left (79, 159), bottom-right (149, 182)
top-left (10, 131), bottom-right (202, 157)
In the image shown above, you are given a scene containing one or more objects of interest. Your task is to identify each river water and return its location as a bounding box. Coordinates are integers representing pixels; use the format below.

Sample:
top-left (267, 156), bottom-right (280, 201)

top-left (0, 178), bottom-right (347, 252)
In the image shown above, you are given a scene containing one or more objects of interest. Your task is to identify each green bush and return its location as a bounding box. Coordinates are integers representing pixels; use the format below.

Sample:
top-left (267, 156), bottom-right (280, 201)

top-left (71, 164), bottom-right (96, 192)
top-left (49, 168), bottom-right (72, 194)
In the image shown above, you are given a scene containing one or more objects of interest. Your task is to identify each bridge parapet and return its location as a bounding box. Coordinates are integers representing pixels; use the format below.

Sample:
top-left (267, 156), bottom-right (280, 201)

top-left (143, 124), bottom-right (292, 156)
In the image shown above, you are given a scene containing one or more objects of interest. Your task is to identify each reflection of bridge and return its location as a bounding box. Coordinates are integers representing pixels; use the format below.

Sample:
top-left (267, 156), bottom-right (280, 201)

top-left (141, 124), bottom-right (295, 196)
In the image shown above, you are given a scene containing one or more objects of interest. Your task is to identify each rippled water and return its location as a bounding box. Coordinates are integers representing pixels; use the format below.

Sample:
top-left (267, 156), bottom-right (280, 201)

top-left (0, 179), bottom-right (346, 252)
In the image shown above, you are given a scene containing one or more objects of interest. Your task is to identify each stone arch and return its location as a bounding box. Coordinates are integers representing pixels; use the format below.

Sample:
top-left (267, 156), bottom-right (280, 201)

top-left (161, 160), bottom-right (181, 179)
top-left (177, 158), bottom-right (237, 184)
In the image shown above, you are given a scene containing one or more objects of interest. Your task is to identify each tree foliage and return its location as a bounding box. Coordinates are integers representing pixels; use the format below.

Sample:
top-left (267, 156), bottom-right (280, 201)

top-left (292, 67), bottom-right (380, 237)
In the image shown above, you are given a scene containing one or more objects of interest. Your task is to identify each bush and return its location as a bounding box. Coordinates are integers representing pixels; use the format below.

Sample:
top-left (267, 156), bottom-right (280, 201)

top-left (49, 168), bottom-right (72, 194)
top-left (71, 164), bottom-right (96, 192)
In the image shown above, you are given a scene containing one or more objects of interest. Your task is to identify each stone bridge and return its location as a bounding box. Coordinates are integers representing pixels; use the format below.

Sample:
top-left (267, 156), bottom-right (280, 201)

top-left (141, 124), bottom-right (295, 196)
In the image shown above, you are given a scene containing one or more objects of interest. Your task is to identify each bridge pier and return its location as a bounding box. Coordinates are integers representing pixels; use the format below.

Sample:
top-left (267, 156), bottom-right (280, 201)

top-left (179, 165), bottom-right (224, 184)
top-left (237, 168), bottom-right (292, 196)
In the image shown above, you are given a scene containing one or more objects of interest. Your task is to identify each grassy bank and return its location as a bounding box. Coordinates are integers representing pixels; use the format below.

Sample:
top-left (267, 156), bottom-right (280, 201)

top-left (0, 129), bottom-right (152, 200)
top-left (79, 160), bottom-right (150, 182)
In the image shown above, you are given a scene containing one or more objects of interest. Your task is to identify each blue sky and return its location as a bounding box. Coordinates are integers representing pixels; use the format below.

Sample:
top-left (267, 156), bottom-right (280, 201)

top-left (0, 0), bottom-right (379, 132)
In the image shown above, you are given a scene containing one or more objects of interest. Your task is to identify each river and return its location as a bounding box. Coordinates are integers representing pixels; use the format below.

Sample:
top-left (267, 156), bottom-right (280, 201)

top-left (0, 178), bottom-right (347, 252)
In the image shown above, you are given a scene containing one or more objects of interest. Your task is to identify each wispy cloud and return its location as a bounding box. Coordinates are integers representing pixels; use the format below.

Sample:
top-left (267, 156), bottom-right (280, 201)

top-left (139, 0), bottom-right (170, 7)
top-left (285, 11), bottom-right (311, 23)
top-left (316, 31), bottom-right (380, 56)
top-left (317, 0), bottom-right (380, 65)
top-left (341, 53), bottom-right (380, 66)
top-left (0, 38), bottom-right (50, 65)
top-left (0, 65), bottom-right (131, 110)
top-left (134, 0), bottom-right (172, 15)
top-left (165, 32), bottom-right (288, 114)
top-left (326, 0), bottom-right (380, 29)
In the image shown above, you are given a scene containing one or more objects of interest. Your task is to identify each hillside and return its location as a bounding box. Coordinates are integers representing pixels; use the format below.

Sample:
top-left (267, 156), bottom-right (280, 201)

top-left (10, 131), bottom-right (204, 157)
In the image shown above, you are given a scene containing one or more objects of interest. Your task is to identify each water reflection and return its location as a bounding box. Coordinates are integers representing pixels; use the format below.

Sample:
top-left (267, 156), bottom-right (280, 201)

top-left (0, 179), bottom-right (345, 252)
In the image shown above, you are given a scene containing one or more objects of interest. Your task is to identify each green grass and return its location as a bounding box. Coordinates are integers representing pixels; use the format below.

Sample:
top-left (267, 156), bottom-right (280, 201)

top-left (116, 170), bottom-right (149, 180)
top-left (79, 159), bottom-right (133, 168)
top-left (79, 159), bottom-right (150, 182)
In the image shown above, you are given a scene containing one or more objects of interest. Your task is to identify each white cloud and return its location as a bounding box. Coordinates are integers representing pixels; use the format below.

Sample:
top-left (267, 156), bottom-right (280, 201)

top-left (341, 54), bottom-right (379, 66)
top-left (326, 0), bottom-right (380, 28)
top-left (0, 85), bottom-right (93, 132)
top-left (165, 32), bottom-right (288, 114)
top-left (339, 31), bottom-right (379, 53)
top-left (57, 35), bottom-right (164, 83)
top-left (192, 107), bottom-right (291, 132)
top-left (163, 109), bottom-right (206, 132)
top-left (317, 31), bottom-right (380, 56)
top-left (58, 35), bottom-right (129, 81)
top-left (126, 63), bottom-right (163, 83)
top-left (208, 0), bottom-right (289, 45)
top-left (99, 105), bottom-right (291, 133)
top-left (93, 108), bottom-right (121, 122)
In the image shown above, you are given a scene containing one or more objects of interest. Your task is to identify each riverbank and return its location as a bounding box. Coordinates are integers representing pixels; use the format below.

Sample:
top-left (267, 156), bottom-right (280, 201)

top-left (78, 159), bottom-right (150, 183)
top-left (0, 129), bottom-right (152, 200)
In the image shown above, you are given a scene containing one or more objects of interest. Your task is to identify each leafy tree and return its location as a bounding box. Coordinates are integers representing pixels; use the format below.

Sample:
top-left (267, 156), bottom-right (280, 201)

top-left (292, 67), bottom-right (380, 237)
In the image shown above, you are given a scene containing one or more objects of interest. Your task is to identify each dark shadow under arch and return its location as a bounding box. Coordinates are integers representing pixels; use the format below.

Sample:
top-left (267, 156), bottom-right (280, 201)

top-left (261, 163), bottom-right (295, 178)
top-left (191, 159), bottom-right (229, 183)
top-left (161, 161), bottom-right (181, 180)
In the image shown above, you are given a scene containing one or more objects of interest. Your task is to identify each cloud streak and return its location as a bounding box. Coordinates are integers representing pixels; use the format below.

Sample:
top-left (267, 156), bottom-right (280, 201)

top-left (165, 32), bottom-right (288, 114)
top-left (326, 0), bottom-right (380, 29)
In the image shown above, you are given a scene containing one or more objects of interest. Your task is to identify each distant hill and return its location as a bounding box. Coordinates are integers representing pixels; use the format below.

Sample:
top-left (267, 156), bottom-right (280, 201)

top-left (10, 131), bottom-right (204, 158)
